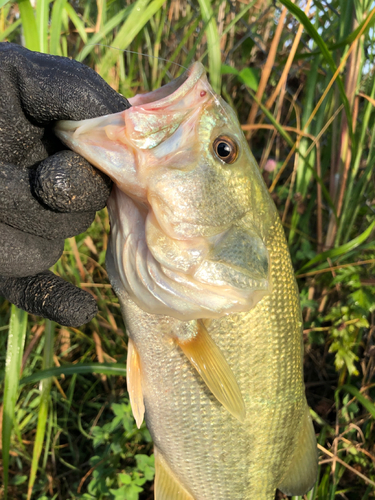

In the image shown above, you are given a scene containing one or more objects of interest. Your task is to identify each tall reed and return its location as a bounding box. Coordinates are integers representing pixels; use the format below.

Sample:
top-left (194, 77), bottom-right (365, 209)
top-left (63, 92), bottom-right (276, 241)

top-left (0, 1), bottom-right (374, 498)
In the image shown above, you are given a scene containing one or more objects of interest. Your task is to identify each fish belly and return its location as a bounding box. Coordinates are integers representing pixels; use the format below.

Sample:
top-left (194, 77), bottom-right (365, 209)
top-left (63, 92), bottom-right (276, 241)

top-left (118, 217), bottom-right (307, 500)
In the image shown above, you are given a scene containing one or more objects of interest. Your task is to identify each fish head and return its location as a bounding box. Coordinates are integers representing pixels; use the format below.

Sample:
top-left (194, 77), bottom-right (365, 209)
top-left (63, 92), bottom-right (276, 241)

top-left (55, 62), bottom-right (277, 320)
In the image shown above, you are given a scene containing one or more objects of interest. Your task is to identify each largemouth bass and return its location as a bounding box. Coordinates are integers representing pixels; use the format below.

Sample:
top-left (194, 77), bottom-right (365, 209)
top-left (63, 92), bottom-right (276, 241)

top-left (55, 62), bottom-right (318, 500)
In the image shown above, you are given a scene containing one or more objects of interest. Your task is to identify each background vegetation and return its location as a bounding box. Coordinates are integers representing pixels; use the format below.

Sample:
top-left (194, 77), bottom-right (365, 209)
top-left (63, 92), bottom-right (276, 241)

top-left (1, 0), bottom-right (375, 498)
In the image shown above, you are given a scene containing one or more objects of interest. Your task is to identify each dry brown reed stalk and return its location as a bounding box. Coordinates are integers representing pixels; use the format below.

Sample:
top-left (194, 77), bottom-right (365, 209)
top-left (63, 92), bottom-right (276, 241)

top-left (83, 236), bottom-right (98, 255)
top-left (304, 283), bottom-right (316, 323)
top-left (59, 328), bottom-right (71, 357)
top-left (252, 1), bottom-right (313, 218)
top-left (340, 435), bottom-right (375, 463)
top-left (259, 84), bottom-right (287, 171)
top-left (80, 283), bottom-right (112, 288)
top-left (22, 324), bottom-right (45, 372)
top-left (53, 376), bottom-right (68, 399)
top-left (325, 16), bottom-right (362, 249)
top-left (103, 304), bottom-right (119, 332)
top-left (264, 0), bottom-right (313, 110)
top-left (296, 258), bottom-right (375, 278)
top-left (246, 5), bottom-right (288, 134)
top-left (282, 125), bottom-right (302, 224)
top-left (68, 236), bottom-right (86, 281)
top-left (332, 393), bottom-right (340, 475)
top-left (259, 96), bottom-right (282, 168)
top-left (269, 7), bottom-right (375, 195)
top-left (226, 7), bottom-right (236, 55)
top-left (250, 0), bottom-right (273, 53)
top-left (260, 85), bottom-right (303, 179)
top-left (93, 331), bottom-right (109, 391)
top-left (53, 354), bottom-right (65, 383)
top-left (242, 121), bottom-right (314, 189)
top-left (77, 457), bottom-right (107, 494)
top-left (318, 443), bottom-right (375, 487)
top-left (95, 0), bottom-right (103, 33)
top-left (358, 92), bottom-right (375, 107)
top-left (218, 0), bottom-right (226, 51)
top-left (303, 104), bottom-right (344, 249)
top-left (316, 147), bottom-right (323, 251)
top-left (241, 123), bottom-right (317, 141)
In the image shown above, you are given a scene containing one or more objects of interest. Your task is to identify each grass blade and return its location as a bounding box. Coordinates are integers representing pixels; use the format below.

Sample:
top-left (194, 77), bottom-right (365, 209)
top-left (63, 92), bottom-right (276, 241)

top-left (36, 0), bottom-right (49, 53)
top-left (27, 320), bottom-right (55, 500)
top-left (340, 385), bottom-right (375, 419)
top-left (155, 17), bottom-right (199, 86)
top-left (76, 7), bottom-right (131, 63)
top-left (97, 0), bottom-right (167, 80)
top-left (20, 362), bottom-right (128, 385)
top-left (243, 88), bottom-right (336, 215)
top-left (2, 305), bottom-right (28, 500)
top-left (0, 18), bottom-right (22, 42)
top-left (296, 220), bottom-right (375, 273)
top-left (336, 75), bottom-right (375, 244)
top-left (18, 0), bottom-right (40, 51)
top-left (197, 0), bottom-right (221, 93)
top-left (297, 14), bottom-right (375, 57)
top-left (50, 0), bottom-right (67, 55)
top-left (278, 0), bottom-right (353, 142)
top-left (64, 2), bottom-right (88, 44)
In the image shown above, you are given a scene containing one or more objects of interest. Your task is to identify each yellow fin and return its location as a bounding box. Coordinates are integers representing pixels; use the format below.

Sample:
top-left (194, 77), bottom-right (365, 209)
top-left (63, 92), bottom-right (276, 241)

top-left (278, 407), bottom-right (318, 496)
top-left (154, 447), bottom-right (195, 500)
top-left (126, 338), bottom-right (145, 429)
top-left (176, 320), bottom-right (246, 422)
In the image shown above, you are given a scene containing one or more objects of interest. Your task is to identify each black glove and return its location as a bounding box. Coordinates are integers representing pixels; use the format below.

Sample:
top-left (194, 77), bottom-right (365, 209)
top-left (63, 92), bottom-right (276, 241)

top-left (0, 42), bottom-right (130, 326)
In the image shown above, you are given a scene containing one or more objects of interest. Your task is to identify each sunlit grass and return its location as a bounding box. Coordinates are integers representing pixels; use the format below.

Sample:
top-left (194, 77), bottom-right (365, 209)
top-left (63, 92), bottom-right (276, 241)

top-left (0, 1), bottom-right (375, 499)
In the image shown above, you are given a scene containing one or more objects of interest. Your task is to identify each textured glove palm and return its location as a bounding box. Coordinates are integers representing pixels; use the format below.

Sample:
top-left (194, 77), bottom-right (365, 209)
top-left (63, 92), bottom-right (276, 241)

top-left (0, 42), bottom-right (130, 326)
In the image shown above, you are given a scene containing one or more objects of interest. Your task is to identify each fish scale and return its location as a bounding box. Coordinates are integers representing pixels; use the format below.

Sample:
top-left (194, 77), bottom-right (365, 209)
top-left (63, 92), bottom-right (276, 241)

top-left (55, 61), bottom-right (318, 499)
top-left (111, 217), bottom-right (305, 499)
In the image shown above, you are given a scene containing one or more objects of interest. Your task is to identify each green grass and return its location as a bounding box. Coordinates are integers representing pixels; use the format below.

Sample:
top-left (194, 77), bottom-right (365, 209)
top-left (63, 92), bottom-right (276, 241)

top-left (1, 1), bottom-right (375, 498)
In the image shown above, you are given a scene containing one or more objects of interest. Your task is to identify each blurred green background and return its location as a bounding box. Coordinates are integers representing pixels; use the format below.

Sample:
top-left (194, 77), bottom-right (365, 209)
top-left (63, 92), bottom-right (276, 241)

top-left (1, 0), bottom-right (375, 498)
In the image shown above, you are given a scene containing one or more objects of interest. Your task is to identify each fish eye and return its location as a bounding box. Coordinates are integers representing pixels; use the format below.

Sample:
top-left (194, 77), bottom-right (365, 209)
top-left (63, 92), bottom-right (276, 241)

top-left (213, 136), bottom-right (238, 164)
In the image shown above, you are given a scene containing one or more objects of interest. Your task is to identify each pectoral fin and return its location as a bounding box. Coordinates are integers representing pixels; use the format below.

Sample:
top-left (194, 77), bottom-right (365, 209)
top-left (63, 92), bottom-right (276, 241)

top-left (154, 447), bottom-right (195, 500)
top-left (278, 407), bottom-right (318, 495)
top-left (176, 320), bottom-right (246, 423)
top-left (126, 338), bottom-right (145, 429)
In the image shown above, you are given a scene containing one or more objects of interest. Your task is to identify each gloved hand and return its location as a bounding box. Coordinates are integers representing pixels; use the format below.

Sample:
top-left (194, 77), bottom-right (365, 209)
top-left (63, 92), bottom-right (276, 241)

top-left (0, 42), bottom-right (130, 326)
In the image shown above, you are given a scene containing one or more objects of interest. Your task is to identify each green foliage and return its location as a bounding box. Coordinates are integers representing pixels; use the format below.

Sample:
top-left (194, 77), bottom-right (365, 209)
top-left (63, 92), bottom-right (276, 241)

top-left (326, 305), bottom-right (364, 376)
top-left (81, 402), bottom-right (154, 500)
top-left (2, 305), bottom-right (28, 499)
top-left (1, 1), bottom-right (375, 499)
top-left (221, 63), bottom-right (259, 91)
top-left (27, 321), bottom-right (55, 499)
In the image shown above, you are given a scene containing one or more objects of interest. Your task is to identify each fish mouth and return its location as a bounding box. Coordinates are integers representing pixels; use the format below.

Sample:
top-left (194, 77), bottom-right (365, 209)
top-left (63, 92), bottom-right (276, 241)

top-left (54, 62), bottom-right (212, 195)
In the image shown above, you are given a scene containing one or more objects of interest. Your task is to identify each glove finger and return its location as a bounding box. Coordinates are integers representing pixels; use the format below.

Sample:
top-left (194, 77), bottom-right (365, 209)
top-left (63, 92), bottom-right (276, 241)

top-left (0, 162), bottom-right (96, 238)
top-left (1, 44), bottom-right (129, 168)
top-left (0, 222), bottom-right (64, 277)
top-left (1, 43), bottom-right (129, 124)
top-left (0, 271), bottom-right (98, 327)
top-left (33, 151), bottom-right (112, 213)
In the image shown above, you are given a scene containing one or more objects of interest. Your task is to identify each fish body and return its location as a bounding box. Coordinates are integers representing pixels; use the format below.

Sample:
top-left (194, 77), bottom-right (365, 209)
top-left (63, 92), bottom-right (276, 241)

top-left (56, 62), bottom-right (317, 499)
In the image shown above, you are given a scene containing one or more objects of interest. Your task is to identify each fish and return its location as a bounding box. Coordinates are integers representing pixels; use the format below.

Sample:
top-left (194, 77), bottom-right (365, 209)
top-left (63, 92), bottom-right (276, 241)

top-left (55, 61), bottom-right (318, 500)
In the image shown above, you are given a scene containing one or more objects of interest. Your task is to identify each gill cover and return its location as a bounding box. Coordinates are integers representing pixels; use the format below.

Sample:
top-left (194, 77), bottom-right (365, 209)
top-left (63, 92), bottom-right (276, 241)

top-left (55, 62), bottom-right (271, 320)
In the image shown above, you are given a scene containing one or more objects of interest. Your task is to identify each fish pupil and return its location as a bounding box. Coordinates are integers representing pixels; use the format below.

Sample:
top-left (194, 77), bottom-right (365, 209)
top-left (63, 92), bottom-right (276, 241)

top-left (213, 135), bottom-right (238, 164)
top-left (218, 142), bottom-right (231, 157)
